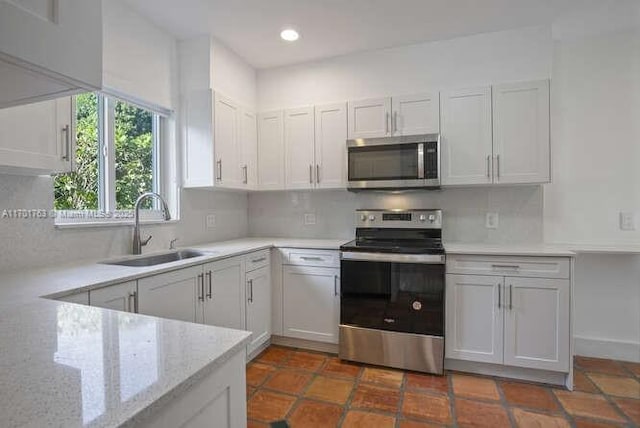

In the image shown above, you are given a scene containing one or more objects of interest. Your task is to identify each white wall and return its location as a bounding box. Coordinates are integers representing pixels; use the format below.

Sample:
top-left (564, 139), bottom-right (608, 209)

top-left (258, 25), bottom-right (552, 110)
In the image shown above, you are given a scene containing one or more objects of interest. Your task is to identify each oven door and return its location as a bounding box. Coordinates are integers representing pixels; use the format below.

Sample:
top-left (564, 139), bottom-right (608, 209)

top-left (340, 255), bottom-right (444, 337)
top-left (347, 142), bottom-right (425, 189)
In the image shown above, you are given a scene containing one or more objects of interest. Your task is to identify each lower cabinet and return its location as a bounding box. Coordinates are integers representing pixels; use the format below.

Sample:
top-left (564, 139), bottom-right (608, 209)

top-left (445, 265), bottom-right (570, 373)
top-left (246, 265), bottom-right (271, 355)
top-left (138, 266), bottom-right (200, 323)
top-left (89, 281), bottom-right (137, 312)
top-left (283, 265), bottom-right (340, 344)
top-left (201, 257), bottom-right (245, 330)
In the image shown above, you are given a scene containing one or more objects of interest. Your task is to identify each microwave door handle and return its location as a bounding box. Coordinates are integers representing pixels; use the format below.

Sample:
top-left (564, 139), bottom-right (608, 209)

top-left (417, 143), bottom-right (425, 179)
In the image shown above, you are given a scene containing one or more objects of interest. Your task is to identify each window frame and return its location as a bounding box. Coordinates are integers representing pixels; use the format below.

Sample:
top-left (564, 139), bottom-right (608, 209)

top-left (54, 92), bottom-right (169, 226)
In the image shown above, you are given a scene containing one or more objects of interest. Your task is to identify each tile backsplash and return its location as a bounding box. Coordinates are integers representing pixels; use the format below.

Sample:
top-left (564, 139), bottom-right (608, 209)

top-left (248, 187), bottom-right (544, 244)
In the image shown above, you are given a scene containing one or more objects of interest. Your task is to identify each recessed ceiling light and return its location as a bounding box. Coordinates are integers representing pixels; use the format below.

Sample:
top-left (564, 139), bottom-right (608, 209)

top-left (280, 28), bottom-right (299, 42)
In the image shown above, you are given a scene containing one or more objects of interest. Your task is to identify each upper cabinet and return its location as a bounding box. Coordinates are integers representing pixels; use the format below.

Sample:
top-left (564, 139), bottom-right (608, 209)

top-left (284, 106), bottom-right (316, 189)
top-left (440, 86), bottom-right (494, 185)
top-left (441, 80), bottom-right (550, 186)
top-left (214, 93), bottom-right (242, 188)
top-left (315, 102), bottom-right (348, 189)
top-left (239, 109), bottom-right (258, 189)
top-left (347, 93), bottom-right (440, 139)
top-left (0, 96), bottom-right (75, 174)
top-left (492, 80), bottom-right (550, 184)
top-left (257, 111), bottom-right (285, 190)
top-left (0, 0), bottom-right (102, 108)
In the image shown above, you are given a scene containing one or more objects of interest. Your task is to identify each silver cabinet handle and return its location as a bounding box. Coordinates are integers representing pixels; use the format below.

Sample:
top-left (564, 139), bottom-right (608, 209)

top-left (385, 112), bottom-right (390, 134)
top-left (496, 155), bottom-right (500, 179)
top-left (197, 273), bottom-right (205, 302)
top-left (128, 292), bottom-right (135, 312)
top-left (498, 284), bottom-right (501, 309)
top-left (487, 155), bottom-right (491, 178)
top-left (62, 124), bottom-right (71, 161)
top-left (509, 284), bottom-right (513, 310)
top-left (316, 165), bottom-right (320, 184)
top-left (247, 279), bottom-right (253, 303)
top-left (334, 275), bottom-right (339, 296)
top-left (309, 164), bottom-right (313, 184)
top-left (251, 257), bottom-right (267, 263)
top-left (243, 165), bottom-right (248, 184)
top-left (216, 160), bottom-right (222, 181)
top-left (492, 264), bottom-right (520, 270)
top-left (393, 111), bottom-right (398, 133)
top-left (206, 270), bottom-right (212, 299)
top-left (300, 256), bottom-right (323, 261)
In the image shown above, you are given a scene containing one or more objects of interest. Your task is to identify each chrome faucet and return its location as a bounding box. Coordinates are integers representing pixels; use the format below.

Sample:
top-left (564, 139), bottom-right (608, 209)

top-left (132, 192), bottom-right (171, 255)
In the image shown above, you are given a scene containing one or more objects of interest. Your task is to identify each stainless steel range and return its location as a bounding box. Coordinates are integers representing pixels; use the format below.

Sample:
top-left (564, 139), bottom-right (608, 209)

top-left (339, 209), bottom-right (445, 375)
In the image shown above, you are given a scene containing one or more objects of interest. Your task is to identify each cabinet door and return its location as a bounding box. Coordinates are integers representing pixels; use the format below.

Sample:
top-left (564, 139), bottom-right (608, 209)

top-left (239, 109), bottom-right (258, 189)
top-left (90, 281), bottom-right (137, 312)
top-left (315, 102), bottom-right (347, 189)
top-left (203, 257), bottom-right (245, 330)
top-left (392, 93), bottom-right (440, 136)
top-left (347, 97), bottom-right (391, 139)
top-left (440, 87), bottom-right (493, 185)
top-left (445, 274), bottom-right (504, 364)
top-left (283, 265), bottom-right (340, 343)
top-left (246, 266), bottom-right (271, 355)
top-left (504, 277), bottom-right (570, 372)
top-left (257, 111), bottom-right (285, 190)
top-left (214, 93), bottom-right (242, 188)
top-left (493, 80), bottom-right (550, 184)
top-left (138, 266), bottom-right (200, 323)
top-left (0, 96), bottom-right (73, 174)
top-left (183, 89), bottom-right (215, 187)
top-left (284, 106), bottom-right (316, 189)
top-left (0, 0), bottom-right (102, 107)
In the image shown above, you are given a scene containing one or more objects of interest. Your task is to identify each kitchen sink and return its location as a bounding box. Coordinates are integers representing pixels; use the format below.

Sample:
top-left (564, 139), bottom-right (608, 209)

top-left (100, 249), bottom-right (214, 267)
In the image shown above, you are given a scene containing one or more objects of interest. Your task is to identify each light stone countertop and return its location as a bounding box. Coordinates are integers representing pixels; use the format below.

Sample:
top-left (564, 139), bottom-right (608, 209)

top-left (444, 243), bottom-right (576, 257)
top-left (0, 237), bottom-right (347, 428)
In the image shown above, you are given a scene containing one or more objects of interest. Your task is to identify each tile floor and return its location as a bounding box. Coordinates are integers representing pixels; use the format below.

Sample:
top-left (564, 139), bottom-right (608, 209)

top-left (246, 345), bottom-right (640, 428)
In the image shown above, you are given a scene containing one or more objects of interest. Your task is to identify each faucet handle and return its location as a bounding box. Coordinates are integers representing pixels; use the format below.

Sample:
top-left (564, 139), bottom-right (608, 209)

top-left (141, 235), bottom-right (152, 246)
top-left (169, 238), bottom-right (179, 250)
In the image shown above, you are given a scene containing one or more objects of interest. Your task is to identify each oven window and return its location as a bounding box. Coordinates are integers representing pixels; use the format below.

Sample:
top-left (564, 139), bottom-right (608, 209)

top-left (341, 260), bottom-right (444, 336)
top-left (348, 143), bottom-right (419, 181)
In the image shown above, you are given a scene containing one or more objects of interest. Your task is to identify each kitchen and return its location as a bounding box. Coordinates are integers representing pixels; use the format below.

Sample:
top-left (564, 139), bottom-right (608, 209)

top-left (0, 0), bottom-right (639, 427)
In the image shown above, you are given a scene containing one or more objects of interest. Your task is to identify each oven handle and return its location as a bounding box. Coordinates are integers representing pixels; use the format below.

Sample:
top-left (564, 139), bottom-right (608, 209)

top-left (341, 251), bottom-right (445, 264)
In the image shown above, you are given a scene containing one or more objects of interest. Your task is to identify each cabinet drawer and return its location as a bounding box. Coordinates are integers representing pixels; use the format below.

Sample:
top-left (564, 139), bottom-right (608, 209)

top-left (283, 249), bottom-right (340, 268)
top-left (245, 250), bottom-right (270, 272)
top-left (446, 255), bottom-right (570, 279)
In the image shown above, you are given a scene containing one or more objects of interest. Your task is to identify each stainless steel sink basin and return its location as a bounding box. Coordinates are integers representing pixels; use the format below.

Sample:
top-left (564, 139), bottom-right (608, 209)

top-left (100, 249), bottom-right (213, 267)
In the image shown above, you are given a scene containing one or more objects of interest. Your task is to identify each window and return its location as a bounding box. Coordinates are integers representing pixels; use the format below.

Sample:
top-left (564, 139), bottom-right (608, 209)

top-left (54, 93), bottom-right (164, 223)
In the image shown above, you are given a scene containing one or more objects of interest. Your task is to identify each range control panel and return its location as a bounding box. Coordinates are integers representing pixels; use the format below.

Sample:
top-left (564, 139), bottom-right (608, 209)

top-left (355, 209), bottom-right (442, 229)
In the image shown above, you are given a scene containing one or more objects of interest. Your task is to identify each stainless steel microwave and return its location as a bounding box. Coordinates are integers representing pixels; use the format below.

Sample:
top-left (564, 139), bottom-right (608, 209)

top-left (346, 134), bottom-right (440, 190)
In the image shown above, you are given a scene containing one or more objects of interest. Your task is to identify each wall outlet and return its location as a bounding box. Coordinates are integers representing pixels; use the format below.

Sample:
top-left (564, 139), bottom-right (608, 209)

top-left (486, 212), bottom-right (499, 229)
top-left (304, 213), bottom-right (316, 225)
top-left (620, 211), bottom-right (635, 231)
top-left (205, 214), bottom-right (216, 229)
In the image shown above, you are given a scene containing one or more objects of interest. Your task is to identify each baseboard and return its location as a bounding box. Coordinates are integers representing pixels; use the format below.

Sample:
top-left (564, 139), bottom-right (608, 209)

top-left (271, 335), bottom-right (339, 354)
top-left (575, 336), bottom-right (640, 363)
top-left (247, 339), bottom-right (271, 362)
top-left (445, 359), bottom-right (569, 388)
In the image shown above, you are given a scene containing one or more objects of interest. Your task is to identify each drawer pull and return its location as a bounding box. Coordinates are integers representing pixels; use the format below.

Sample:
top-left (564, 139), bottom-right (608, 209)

top-left (492, 264), bottom-right (520, 270)
top-left (300, 256), bottom-right (324, 261)
top-left (497, 284), bottom-right (501, 309)
top-left (251, 257), bottom-right (267, 263)
top-left (509, 284), bottom-right (513, 310)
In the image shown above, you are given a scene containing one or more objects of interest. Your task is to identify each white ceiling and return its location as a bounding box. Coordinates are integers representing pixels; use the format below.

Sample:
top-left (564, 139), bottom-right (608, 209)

top-left (121, 0), bottom-right (617, 69)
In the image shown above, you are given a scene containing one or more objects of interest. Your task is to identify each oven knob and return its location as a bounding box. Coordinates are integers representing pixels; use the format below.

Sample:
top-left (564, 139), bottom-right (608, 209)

top-left (368, 215), bottom-right (376, 221)
top-left (428, 214), bottom-right (436, 223)
top-left (412, 301), bottom-right (422, 311)
top-left (360, 214), bottom-right (367, 222)
top-left (419, 214), bottom-right (426, 222)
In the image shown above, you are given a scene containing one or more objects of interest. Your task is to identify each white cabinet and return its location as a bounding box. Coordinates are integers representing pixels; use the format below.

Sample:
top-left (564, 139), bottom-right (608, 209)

top-left (440, 86), bottom-right (493, 185)
top-left (315, 103), bottom-right (348, 189)
top-left (239, 109), bottom-right (258, 189)
top-left (201, 257), bottom-right (245, 330)
top-left (504, 277), bottom-right (570, 371)
top-left (0, 97), bottom-right (74, 174)
top-left (283, 265), bottom-right (340, 344)
top-left (214, 93), bottom-right (242, 188)
top-left (138, 266), bottom-right (200, 323)
top-left (284, 106), bottom-right (316, 189)
top-left (0, 0), bottom-right (102, 108)
top-left (493, 80), bottom-right (550, 184)
top-left (90, 281), bottom-right (137, 313)
top-left (246, 265), bottom-right (271, 355)
top-left (347, 97), bottom-right (391, 139)
top-left (257, 111), bottom-right (285, 190)
top-left (445, 254), bottom-right (571, 373)
top-left (445, 274), bottom-right (504, 364)
top-left (391, 93), bottom-right (440, 136)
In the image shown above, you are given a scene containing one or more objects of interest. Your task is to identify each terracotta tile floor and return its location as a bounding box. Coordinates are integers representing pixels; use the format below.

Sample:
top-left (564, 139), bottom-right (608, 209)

top-left (247, 346), bottom-right (640, 427)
